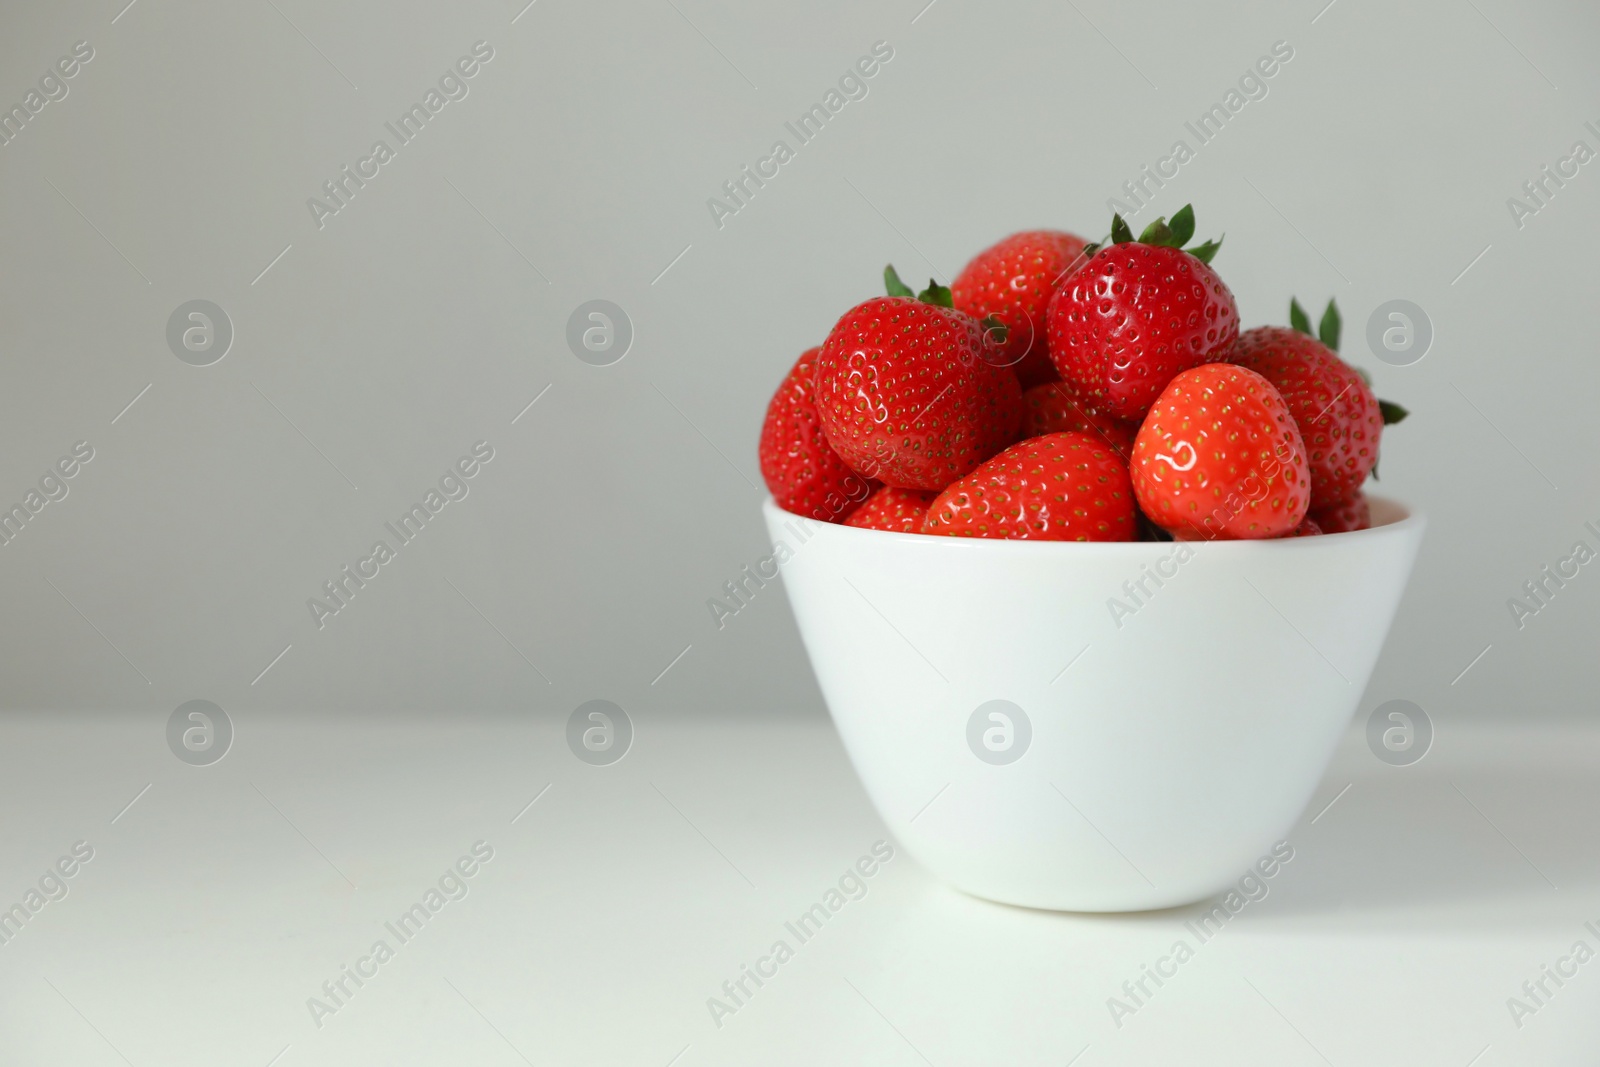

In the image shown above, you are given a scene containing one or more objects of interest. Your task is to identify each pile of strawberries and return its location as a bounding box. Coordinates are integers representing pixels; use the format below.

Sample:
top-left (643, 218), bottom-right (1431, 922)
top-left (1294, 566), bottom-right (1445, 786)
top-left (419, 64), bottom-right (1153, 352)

top-left (759, 206), bottom-right (1406, 541)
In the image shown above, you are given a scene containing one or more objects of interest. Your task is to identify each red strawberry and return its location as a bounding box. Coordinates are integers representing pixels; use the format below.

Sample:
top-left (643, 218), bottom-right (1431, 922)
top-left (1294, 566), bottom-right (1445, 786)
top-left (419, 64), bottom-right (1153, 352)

top-left (845, 486), bottom-right (938, 533)
top-left (1131, 363), bottom-right (1310, 540)
top-left (1309, 494), bottom-right (1371, 533)
top-left (759, 347), bottom-right (875, 521)
top-left (1047, 206), bottom-right (1238, 421)
top-left (1231, 299), bottom-right (1406, 510)
top-left (922, 431), bottom-right (1136, 540)
top-left (815, 273), bottom-right (1022, 492)
top-left (1281, 518), bottom-right (1323, 537)
top-left (952, 230), bottom-right (1090, 389)
top-left (1020, 382), bottom-right (1138, 457)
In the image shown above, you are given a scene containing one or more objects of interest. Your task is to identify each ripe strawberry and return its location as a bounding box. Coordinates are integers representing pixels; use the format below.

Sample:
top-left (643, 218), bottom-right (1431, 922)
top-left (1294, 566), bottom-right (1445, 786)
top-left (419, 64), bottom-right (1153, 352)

top-left (1047, 206), bottom-right (1238, 421)
top-left (1231, 298), bottom-right (1407, 510)
top-left (759, 347), bottom-right (874, 521)
top-left (1130, 363), bottom-right (1309, 540)
top-left (1308, 493), bottom-right (1371, 533)
top-left (1231, 326), bottom-right (1376, 511)
top-left (1281, 518), bottom-right (1323, 537)
top-left (815, 272), bottom-right (1022, 492)
top-left (1020, 382), bottom-right (1138, 457)
top-left (952, 230), bottom-right (1090, 389)
top-left (922, 431), bottom-right (1136, 540)
top-left (845, 486), bottom-right (938, 533)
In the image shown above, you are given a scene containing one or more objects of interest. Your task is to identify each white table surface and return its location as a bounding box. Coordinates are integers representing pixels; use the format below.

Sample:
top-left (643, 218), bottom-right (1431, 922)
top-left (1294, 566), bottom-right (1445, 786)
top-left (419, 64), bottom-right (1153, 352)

top-left (1, 711), bottom-right (1596, 1066)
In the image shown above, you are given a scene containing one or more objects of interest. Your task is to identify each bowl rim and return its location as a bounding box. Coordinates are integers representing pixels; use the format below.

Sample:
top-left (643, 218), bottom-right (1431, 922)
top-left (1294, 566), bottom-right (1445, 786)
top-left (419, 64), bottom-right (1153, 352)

top-left (762, 494), bottom-right (1424, 553)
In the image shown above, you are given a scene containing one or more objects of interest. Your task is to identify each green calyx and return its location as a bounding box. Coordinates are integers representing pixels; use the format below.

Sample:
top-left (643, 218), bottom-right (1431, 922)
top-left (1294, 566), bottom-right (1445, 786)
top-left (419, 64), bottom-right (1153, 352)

top-left (1083, 204), bottom-right (1222, 264)
top-left (978, 314), bottom-right (1008, 345)
top-left (1290, 296), bottom-right (1410, 428)
top-left (1289, 297), bottom-right (1311, 337)
top-left (884, 264), bottom-right (953, 307)
top-left (1289, 297), bottom-right (1341, 350)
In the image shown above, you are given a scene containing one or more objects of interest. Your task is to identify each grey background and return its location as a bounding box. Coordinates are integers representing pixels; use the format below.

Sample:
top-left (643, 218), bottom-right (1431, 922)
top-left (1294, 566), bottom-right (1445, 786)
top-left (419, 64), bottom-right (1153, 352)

top-left (0, 0), bottom-right (1594, 722)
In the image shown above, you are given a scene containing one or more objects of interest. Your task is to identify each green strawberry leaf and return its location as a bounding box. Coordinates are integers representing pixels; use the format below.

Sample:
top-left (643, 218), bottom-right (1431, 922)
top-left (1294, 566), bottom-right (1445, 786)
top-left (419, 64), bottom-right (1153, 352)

top-left (918, 279), bottom-right (954, 307)
top-left (1188, 237), bottom-right (1222, 265)
top-left (1379, 399), bottom-right (1409, 425)
top-left (1168, 204), bottom-right (1196, 246)
top-left (1319, 299), bottom-right (1341, 351)
top-left (1110, 214), bottom-right (1135, 245)
top-left (884, 265), bottom-right (955, 307)
top-left (1081, 241), bottom-right (1102, 258)
top-left (1138, 217), bottom-right (1180, 248)
top-left (1289, 298), bottom-right (1312, 336)
top-left (979, 314), bottom-right (1008, 345)
top-left (884, 264), bottom-right (915, 298)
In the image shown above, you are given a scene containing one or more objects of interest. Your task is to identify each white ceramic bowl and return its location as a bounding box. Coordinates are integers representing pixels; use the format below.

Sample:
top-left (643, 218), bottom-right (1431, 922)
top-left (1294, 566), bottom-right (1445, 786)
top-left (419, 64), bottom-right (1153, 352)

top-left (764, 496), bottom-right (1424, 911)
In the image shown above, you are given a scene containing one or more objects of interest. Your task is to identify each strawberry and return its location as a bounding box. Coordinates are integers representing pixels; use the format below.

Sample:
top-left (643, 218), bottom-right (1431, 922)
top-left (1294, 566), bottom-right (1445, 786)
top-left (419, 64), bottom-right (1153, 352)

top-left (1020, 382), bottom-right (1138, 457)
top-left (922, 431), bottom-right (1136, 540)
top-left (1281, 518), bottom-right (1323, 537)
top-left (759, 347), bottom-right (875, 521)
top-left (1308, 493), bottom-right (1371, 533)
top-left (1047, 206), bottom-right (1238, 421)
top-left (1130, 363), bottom-right (1310, 540)
top-left (952, 230), bottom-right (1090, 389)
top-left (1230, 299), bottom-right (1406, 510)
top-left (815, 271), bottom-right (1022, 492)
top-left (845, 486), bottom-right (938, 533)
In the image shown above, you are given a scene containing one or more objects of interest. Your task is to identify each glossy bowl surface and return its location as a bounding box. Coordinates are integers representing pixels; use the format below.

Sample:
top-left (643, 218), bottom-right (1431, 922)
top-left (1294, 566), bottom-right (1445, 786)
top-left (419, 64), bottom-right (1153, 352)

top-left (763, 496), bottom-right (1425, 911)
